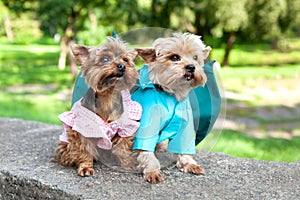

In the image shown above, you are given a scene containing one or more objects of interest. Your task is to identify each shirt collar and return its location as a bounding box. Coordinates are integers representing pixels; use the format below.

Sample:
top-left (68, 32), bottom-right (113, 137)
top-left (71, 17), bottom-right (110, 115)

top-left (138, 64), bottom-right (156, 89)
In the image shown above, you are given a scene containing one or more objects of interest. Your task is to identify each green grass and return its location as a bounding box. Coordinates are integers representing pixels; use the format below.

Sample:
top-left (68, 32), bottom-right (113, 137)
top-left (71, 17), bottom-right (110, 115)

top-left (0, 39), bottom-right (74, 124)
top-left (208, 130), bottom-right (300, 162)
top-left (220, 64), bottom-right (300, 80)
top-left (1, 37), bottom-right (300, 161)
top-left (211, 38), bottom-right (300, 66)
top-left (0, 92), bottom-right (71, 124)
top-left (219, 64), bottom-right (300, 92)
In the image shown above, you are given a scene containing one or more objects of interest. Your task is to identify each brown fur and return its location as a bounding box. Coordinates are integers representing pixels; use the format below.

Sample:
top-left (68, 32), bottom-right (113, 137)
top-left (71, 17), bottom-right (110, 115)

top-left (55, 37), bottom-right (138, 176)
top-left (135, 33), bottom-right (211, 183)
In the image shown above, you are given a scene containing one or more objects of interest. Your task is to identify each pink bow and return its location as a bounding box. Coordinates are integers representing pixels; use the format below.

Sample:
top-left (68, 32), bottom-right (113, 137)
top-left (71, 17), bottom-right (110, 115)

top-left (59, 90), bottom-right (142, 150)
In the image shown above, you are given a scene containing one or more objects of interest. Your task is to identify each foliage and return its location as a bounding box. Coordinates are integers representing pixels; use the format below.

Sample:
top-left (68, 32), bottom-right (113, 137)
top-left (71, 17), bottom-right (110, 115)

top-left (206, 0), bottom-right (249, 38)
top-left (0, 1), bottom-right (42, 43)
top-left (10, 13), bottom-right (42, 44)
top-left (247, 0), bottom-right (287, 40)
top-left (245, 0), bottom-right (300, 48)
top-left (1, 0), bottom-right (300, 66)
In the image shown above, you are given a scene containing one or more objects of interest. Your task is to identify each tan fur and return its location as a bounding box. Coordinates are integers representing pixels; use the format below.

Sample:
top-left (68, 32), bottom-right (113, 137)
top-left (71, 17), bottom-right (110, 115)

top-left (55, 37), bottom-right (139, 176)
top-left (176, 154), bottom-right (205, 174)
top-left (135, 33), bottom-right (210, 183)
top-left (137, 152), bottom-right (164, 183)
top-left (111, 136), bottom-right (137, 170)
top-left (136, 33), bottom-right (211, 101)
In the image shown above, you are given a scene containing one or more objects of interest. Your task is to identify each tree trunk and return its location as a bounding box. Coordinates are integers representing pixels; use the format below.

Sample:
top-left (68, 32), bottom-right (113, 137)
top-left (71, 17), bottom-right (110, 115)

top-left (150, 0), bottom-right (158, 26)
top-left (297, 27), bottom-right (300, 37)
top-left (68, 39), bottom-right (77, 77)
top-left (195, 11), bottom-right (204, 37)
top-left (271, 38), bottom-right (279, 50)
top-left (88, 10), bottom-right (97, 30)
top-left (222, 32), bottom-right (236, 67)
top-left (58, 24), bottom-right (77, 77)
top-left (58, 36), bottom-right (68, 70)
top-left (4, 15), bottom-right (14, 41)
top-left (58, 36), bottom-right (77, 76)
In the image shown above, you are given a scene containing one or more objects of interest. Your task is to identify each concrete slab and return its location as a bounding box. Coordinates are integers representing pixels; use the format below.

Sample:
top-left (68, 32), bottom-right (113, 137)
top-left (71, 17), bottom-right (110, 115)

top-left (0, 118), bottom-right (299, 199)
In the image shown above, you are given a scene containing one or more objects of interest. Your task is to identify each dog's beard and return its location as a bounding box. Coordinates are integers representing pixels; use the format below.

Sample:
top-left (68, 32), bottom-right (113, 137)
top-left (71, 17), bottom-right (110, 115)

top-left (84, 67), bottom-right (115, 91)
top-left (184, 72), bottom-right (194, 81)
top-left (149, 63), bottom-right (206, 101)
top-left (149, 64), bottom-right (198, 88)
top-left (190, 69), bottom-right (207, 87)
top-left (149, 65), bottom-right (192, 101)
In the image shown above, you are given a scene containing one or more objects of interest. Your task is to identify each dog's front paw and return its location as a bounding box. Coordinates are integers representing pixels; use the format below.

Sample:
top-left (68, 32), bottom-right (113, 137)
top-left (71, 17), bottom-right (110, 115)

top-left (179, 163), bottom-right (205, 175)
top-left (78, 163), bottom-right (95, 176)
top-left (144, 171), bottom-right (165, 184)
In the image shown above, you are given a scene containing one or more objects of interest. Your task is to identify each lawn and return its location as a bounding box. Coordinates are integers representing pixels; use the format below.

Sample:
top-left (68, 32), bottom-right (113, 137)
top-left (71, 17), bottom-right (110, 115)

top-left (1, 38), bottom-right (299, 162)
top-left (0, 39), bottom-right (74, 124)
top-left (199, 130), bottom-right (300, 162)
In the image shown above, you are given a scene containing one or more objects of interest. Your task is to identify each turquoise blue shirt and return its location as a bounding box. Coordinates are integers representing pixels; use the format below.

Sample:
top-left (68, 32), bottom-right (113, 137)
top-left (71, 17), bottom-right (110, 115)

top-left (132, 65), bottom-right (196, 154)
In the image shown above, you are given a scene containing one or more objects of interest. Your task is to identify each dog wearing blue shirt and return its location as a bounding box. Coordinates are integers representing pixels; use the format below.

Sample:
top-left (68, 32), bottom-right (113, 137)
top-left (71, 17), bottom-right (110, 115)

top-left (132, 33), bottom-right (211, 183)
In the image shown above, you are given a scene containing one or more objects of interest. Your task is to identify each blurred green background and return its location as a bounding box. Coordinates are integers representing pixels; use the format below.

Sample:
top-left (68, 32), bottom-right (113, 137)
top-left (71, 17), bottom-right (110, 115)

top-left (0, 0), bottom-right (299, 162)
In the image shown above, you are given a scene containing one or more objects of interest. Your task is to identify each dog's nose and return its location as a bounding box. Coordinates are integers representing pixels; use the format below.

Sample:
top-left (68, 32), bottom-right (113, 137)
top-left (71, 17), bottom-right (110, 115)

top-left (185, 64), bottom-right (195, 73)
top-left (117, 64), bottom-right (126, 72)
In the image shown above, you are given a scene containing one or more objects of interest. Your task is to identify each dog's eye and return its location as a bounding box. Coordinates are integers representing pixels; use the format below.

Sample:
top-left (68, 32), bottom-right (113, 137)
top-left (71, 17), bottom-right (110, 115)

top-left (193, 55), bottom-right (198, 60)
top-left (169, 54), bottom-right (181, 61)
top-left (101, 55), bottom-right (111, 63)
top-left (123, 57), bottom-right (129, 63)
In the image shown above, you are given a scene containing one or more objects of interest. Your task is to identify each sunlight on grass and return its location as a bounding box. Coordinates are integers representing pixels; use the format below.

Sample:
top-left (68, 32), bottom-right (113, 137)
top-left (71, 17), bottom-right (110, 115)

top-left (219, 65), bottom-right (300, 92)
top-left (0, 93), bottom-right (71, 125)
top-left (220, 64), bottom-right (300, 80)
top-left (0, 65), bottom-right (74, 87)
top-left (210, 130), bottom-right (300, 162)
top-left (0, 43), bottom-right (60, 55)
top-left (211, 44), bottom-right (300, 66)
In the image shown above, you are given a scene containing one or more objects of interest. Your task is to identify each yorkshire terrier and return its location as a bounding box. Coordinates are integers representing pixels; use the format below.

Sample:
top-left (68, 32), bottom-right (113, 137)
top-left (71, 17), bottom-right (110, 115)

top-left (132, 33), bottom-right (211, 183)
top-left (55, 37), bottom-right (142, 176)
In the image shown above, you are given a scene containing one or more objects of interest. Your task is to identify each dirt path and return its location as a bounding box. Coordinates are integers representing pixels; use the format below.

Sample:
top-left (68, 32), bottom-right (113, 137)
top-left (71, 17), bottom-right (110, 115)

top-left (222, 79), bottom-right (300, 139)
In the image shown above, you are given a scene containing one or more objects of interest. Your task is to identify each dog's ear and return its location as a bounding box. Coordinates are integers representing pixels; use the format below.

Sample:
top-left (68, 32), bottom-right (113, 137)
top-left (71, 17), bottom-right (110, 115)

top-left (127, 50), bottom-right (138, 61)
top-left (203, 46), bottom-right (212, 59)
top-left (70, 44), bottom-right (90, 65)
top-left (135, 48), bottom-right (156, 63)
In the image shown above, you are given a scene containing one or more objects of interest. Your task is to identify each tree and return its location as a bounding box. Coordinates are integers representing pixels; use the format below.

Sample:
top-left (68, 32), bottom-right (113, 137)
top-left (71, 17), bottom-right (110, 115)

top-left (244, 0), bottom-right (300, 49)
top-left (246, 0), bottom-right (287, 49)
top-left (169, 0), bottom-right (249, 66)
top-left (37, 0), bottom-right (104, 76)
top-left (37, 0), bottom-right (148, 76)
top-left (3, 0), bottom-right (149, 76)
top-left (278, 0), bottom-right (300, 39)
top-left (0, 1), bottom-right (13, 41)
top-left (206, 0), bottom-right (249, 66)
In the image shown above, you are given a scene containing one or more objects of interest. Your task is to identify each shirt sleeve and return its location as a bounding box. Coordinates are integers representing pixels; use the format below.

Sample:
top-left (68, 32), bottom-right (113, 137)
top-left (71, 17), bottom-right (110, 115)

top-left (163, 98), bottom-right (196, 154)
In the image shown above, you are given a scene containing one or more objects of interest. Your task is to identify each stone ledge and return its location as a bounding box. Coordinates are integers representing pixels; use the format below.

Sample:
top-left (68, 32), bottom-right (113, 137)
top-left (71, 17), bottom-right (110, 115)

top-left (0, 118), bottom-right (299, 199)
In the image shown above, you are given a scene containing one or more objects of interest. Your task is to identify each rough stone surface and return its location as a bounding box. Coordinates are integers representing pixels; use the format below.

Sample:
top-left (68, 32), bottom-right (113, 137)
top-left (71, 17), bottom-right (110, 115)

top-left (0, 118), bottom-right (299, 200)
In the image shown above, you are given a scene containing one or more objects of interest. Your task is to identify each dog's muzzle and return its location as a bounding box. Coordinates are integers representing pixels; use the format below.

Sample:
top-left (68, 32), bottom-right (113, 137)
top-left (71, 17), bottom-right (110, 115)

top-left (184, 64), bottom-right (195, 81)
top-left (116, 64), bottom-right (126, 77)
